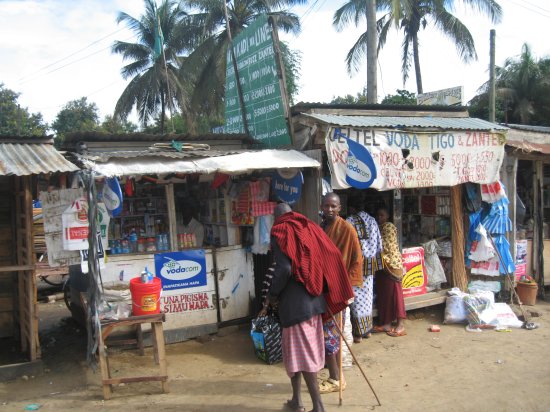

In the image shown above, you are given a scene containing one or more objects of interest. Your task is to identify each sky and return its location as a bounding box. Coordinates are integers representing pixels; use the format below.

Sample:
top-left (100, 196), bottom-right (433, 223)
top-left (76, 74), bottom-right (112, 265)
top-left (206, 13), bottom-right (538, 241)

top-left (1, 0), bottom-right (549, 127)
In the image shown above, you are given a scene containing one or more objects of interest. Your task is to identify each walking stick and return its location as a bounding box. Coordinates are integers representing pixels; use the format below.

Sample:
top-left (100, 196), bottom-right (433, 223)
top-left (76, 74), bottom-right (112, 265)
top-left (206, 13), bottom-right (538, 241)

top-left (328, 308), bottom-right (382, 407)
top-left (338, 312), bottom-right (343, 406)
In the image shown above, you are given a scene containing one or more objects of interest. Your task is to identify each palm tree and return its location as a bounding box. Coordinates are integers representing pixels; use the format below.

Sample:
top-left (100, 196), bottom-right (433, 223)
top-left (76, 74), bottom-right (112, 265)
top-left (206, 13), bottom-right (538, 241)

top-left (179, 0), bottom-right (306, 127)
top-left (334, 0), bottom-right (502, 95)
top-left (496, 43), bottom-right (550, 124)
top-left (112, 0), bottom-right (190, 133)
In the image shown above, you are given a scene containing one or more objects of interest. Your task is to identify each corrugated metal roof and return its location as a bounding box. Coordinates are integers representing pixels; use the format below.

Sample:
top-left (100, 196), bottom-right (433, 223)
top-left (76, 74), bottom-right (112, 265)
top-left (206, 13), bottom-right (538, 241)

top-left (506, 124), bottom-right (550, 134)
top-left (303, 113), bottom-right (508, 131)
top-left (61, 131), bottom-right (253, 150)
top-left (73, 148), bottom-right (242, 163)
top-left (80, 149), bottom-right (320, 177)
top-left (506, 140), bottom-right (550, 155)
top-left (0, 142), bottom-right (79, 176)
top-left (292, 102), bottom-right (467, 114)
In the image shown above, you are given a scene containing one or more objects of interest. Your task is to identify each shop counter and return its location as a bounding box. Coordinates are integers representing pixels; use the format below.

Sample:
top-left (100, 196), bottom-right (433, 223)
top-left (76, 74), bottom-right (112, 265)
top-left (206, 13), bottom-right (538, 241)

top-left (79, 245), bottom-right (254, 342)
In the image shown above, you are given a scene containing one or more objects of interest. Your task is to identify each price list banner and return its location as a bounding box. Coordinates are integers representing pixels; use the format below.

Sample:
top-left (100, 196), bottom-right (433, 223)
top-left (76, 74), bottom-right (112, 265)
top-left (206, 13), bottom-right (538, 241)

top-left (326, 127), bottom-right (506, 190)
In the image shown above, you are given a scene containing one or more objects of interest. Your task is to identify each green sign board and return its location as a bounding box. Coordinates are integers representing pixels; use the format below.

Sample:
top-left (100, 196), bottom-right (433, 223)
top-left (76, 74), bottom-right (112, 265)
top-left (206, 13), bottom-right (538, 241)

top-left (224, 14), bottom-right (292, 148)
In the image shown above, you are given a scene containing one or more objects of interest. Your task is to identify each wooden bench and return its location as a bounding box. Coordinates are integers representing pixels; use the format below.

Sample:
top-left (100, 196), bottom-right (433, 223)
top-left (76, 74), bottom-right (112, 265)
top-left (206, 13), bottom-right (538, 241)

top-left (98, 313), bottom-right (169, 399)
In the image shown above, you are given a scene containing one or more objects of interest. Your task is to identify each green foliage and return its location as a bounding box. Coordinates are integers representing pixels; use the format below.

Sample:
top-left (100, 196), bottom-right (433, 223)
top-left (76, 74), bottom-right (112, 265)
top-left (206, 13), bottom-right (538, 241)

top-left (331, 88), bottom-right (368, 104)
top-left (52, 97), bottom-right (99, 142)
top-left (112, 0), bottom-right (190, 133)
top-left (179, 0), bottom-right (305, 128)
top-left (470, 44), bottom-right (550, 125)
top-left (279, 41), bottom-right (302, 105)
top-left (141, 112), bottom-right (223, 135)
top-left (334, 0), bottom-right (502, 94)
top-left (381, 89), bottom-right (416, 105)
top-left (467, 93), bottom-right (505, 123)
top-left (0, 83), bottom-right (48, 136)
top-left (100, 115), bottom-right (138, 133)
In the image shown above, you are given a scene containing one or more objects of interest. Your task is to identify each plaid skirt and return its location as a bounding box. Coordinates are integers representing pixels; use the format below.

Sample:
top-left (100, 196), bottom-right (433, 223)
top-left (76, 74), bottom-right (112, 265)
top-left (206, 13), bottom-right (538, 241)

top-left (282, 315), bottom-right (325, 377)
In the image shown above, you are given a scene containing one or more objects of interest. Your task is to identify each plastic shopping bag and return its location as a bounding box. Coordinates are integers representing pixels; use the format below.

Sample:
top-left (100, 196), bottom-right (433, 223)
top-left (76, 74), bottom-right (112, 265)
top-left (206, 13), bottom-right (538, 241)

top-left (250, 315), bottom-right (282, 364)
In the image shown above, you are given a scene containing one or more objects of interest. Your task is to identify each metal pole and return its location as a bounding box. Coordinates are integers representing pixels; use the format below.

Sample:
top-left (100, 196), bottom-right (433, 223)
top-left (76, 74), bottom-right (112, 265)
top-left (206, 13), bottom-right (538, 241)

top-left (489, 29), bottom-right (496, 123)
top-left (222, 0), bottom-right (250, 135)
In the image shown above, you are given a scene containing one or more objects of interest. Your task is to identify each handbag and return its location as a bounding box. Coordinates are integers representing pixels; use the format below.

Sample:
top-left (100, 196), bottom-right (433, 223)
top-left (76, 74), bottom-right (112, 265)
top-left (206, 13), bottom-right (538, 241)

top-left (250, 314), bottom-right (283, 365)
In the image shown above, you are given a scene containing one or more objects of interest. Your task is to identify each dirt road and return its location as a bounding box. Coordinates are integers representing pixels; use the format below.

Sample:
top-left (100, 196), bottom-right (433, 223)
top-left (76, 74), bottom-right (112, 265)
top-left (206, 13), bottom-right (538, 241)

top-left (1, 299), bottom-right (549, 412)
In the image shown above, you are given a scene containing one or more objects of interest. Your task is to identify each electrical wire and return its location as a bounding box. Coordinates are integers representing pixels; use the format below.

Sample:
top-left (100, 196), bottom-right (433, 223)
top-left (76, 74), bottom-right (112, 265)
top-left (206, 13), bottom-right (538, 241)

top-left (501, 0), bottom-right (550, 19)
top-left (18, 34), bottom-right (137, 86)
top-left (17, 27), bottom-right (130, 83)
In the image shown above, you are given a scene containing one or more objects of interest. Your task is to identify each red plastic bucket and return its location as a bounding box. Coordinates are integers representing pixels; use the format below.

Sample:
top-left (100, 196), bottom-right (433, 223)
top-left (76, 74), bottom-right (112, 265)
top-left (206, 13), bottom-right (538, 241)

top-left (129, 277), bottom-right (162, 316)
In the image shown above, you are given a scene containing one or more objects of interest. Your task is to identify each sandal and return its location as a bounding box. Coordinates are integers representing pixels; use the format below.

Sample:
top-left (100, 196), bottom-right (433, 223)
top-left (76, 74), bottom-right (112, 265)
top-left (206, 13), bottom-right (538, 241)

top-left (372, 325), bottom-right (392, 333)
top-left (319, 378), bottom-right (346, 394)
top-left (285, 400), bottom-right (305, 412)
top-left (387, 329), bottom-right (407, 337)
top-left (353, 336), bottom-right (362, 343)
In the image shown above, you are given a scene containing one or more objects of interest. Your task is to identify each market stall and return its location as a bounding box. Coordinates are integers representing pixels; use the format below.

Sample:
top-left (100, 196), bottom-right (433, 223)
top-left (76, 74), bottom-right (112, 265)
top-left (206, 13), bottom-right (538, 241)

top-left (43, 133), bottom-right (320, 342)
top-left (500, 124), bottom-right (550, 292)
top-left (291, 103), bottom-right (508, 308)
top-left (0, 136), bottom-right (78, 381)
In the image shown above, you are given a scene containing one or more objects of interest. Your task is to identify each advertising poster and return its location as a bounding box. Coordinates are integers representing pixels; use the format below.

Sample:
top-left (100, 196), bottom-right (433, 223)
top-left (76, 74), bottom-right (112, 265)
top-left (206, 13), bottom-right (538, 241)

top-left (155, 249), bottom-right (207, 290)
top-left (515, 239), bottom-right (528, 280)
top-left (401, 247), bottom-right (428, 297)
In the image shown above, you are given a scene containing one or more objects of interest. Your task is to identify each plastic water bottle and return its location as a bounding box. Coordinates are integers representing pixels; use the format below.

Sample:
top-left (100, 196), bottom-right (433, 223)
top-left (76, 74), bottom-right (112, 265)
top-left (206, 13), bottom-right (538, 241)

top-left (145, 266), bottom-right (154, 282)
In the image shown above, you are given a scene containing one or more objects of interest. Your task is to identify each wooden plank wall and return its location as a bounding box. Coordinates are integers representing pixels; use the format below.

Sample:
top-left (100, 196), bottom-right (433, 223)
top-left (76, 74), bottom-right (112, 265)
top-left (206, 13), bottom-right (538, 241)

top-left (0, 176), bottom-right (15, 338)
top-left (15, 176), bottom-right (40, 360)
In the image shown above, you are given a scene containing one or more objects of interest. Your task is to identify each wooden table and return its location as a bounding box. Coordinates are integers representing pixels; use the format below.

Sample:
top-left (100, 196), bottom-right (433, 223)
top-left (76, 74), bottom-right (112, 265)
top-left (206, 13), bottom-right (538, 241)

top-left (98, 313), bottom-right (169, 400)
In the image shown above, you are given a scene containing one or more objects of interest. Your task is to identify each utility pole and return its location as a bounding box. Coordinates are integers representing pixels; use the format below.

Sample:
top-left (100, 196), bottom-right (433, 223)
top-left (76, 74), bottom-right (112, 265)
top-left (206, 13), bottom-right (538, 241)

top-left (366, 0), bottom-right (377, 103)
top-left (488, 29), bottom-right (496, 123)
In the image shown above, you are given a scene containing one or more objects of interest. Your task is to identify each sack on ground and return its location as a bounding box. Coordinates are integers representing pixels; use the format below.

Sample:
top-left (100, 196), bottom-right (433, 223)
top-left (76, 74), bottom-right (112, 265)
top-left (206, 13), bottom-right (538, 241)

top-left (463, 291), bottom-right (498, 328)
top-left (444, 295), bottom-right (468, 324)
top-left (250, 315), bottom-right (282, 364)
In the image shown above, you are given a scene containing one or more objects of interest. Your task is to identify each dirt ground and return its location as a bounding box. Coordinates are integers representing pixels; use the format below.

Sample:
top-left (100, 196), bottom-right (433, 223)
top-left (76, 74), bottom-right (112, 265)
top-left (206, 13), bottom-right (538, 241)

top-left (1, 288), bottom-right (550, 412)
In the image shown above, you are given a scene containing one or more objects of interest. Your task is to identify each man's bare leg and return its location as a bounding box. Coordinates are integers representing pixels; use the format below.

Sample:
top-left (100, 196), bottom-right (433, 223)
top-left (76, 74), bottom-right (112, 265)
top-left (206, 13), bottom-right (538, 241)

top-left (303, 372), bottom-right (325, 412)
top-left (288, 372), bottom-right (304, 410)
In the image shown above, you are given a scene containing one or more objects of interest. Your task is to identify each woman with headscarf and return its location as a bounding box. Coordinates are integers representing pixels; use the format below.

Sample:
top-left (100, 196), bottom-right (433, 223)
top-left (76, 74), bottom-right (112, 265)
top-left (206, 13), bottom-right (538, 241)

top-left (375, 206), bottom-right (407, 337)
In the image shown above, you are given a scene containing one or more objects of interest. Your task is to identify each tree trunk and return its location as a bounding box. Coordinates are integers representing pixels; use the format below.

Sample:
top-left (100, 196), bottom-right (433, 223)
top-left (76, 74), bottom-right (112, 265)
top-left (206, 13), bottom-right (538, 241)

top-left (160, 89), bottom-right (165, 134)
top-left (366, 0), bottom-right (377, 104)
top-left (412, 33), bottom-right (423, 95)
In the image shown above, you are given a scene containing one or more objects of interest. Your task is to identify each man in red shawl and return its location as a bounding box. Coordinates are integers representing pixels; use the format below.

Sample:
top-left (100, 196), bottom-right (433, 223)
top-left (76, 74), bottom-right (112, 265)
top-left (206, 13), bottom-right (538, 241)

top-left (320, 192), bottom-right (364, 394)
top-left (269, 203), bottom-right (353, 412)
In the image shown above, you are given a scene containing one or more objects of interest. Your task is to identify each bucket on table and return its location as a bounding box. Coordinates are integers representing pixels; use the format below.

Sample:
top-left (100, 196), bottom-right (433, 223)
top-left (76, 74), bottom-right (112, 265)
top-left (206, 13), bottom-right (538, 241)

top-left (515, 281), bottom-right (538, 306)
top-left (129, 276), bottom-right (162, 316)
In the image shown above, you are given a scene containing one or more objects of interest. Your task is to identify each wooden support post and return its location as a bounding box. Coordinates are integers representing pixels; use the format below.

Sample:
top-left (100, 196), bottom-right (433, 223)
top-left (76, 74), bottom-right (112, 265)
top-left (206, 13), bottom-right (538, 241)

top-left (450, 185), bottom-right (468, 291)
top-left (152, 322), bottom-right (169, 393)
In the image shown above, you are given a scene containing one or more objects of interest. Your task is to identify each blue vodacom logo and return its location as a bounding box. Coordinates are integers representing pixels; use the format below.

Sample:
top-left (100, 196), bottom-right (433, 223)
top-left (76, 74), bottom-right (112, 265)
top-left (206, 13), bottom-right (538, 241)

top-left (160, 257), bottom-right (202, 281)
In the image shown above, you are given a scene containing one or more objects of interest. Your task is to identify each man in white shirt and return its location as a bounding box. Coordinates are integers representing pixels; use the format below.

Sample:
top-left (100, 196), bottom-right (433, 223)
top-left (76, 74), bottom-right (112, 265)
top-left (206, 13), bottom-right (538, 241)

top-left (177, 203), bottom-right (204, 247)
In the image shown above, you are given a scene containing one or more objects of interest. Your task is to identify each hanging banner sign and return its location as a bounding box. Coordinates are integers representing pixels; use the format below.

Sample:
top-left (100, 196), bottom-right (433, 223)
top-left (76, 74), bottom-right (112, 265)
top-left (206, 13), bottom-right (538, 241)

top-left (272, 169), bottom-right (303, 204)
top-left (326, 127), bottom-right (506, 190)
top-left (155, 249), bottom-right (207, 290)
top-left (223, 14), bottom-right (292, 148)
top-left (103, 177), bottom-right (123, 217)
top-left (62, 198), bottom-right (89, 251)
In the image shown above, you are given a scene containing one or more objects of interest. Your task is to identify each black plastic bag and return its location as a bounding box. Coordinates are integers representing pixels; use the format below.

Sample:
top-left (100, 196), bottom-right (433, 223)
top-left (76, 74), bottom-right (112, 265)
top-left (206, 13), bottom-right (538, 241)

top-left (250, 315), bottom-right (282, 364)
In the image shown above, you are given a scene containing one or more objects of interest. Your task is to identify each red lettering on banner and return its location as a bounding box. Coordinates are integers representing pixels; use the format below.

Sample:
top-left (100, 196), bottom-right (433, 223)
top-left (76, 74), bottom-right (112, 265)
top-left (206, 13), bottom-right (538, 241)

top-left (331, 148), bottom-right (348, 164)
top-left (68, 226), bottom-right (88, 240)
top-left (465, 132), bottom-right (500, 147)
top-left (162, 292), bottom-right (211, 313)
